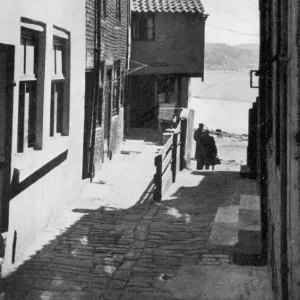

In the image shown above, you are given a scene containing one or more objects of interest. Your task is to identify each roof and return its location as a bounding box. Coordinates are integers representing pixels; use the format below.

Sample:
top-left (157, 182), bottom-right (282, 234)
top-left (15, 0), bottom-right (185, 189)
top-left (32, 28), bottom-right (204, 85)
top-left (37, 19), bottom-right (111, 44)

top-left (132, 0), bottom-right (205, 14)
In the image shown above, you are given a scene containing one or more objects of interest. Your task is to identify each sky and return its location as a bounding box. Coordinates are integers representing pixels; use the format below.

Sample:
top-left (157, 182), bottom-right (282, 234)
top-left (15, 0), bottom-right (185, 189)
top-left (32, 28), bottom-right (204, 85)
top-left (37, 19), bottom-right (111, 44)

top-left (201, 0), bottom-right (260, 45)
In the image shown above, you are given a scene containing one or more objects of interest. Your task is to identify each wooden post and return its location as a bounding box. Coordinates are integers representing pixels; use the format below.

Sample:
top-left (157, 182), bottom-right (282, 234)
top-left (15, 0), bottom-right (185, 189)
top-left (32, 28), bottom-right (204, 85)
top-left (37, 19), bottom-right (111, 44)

top-left (247, 107), bottom-right (253, 169)
top-left (154, 76), bottom-right (162, 144)
top-left (172, 132), bottom-right (178, 183)
top-left (252, 101), bottom-right (258, 175)
top-left (177, 76), bottom-right (182, 107)
top-left (180, 118), bottom-right (187, 170)
top-left (154, 154), bottom-right (162, 201)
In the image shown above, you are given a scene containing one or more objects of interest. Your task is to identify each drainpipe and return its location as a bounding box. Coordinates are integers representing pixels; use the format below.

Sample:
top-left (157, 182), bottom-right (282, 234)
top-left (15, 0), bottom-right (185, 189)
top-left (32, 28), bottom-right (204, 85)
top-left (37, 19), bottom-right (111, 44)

top-left (125, 0), bottom-right (131, 136)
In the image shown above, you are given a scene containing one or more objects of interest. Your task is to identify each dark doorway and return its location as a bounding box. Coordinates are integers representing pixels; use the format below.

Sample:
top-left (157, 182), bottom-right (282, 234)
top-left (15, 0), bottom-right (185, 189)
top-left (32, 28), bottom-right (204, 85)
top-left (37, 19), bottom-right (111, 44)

top-left (82, 71), bottom-right (96, 179)
top-left (0, 43), bottom-right (15, 232)
top-left (103, 69), bottom-right (112, 161)
top-left (130, 75), bottom-right (155, 128)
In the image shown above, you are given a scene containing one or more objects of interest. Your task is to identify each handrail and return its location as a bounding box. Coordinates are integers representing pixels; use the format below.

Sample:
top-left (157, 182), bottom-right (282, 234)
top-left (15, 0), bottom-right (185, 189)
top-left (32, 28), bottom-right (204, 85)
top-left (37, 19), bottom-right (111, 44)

top-left (153, 119), bottom-right (186, 201)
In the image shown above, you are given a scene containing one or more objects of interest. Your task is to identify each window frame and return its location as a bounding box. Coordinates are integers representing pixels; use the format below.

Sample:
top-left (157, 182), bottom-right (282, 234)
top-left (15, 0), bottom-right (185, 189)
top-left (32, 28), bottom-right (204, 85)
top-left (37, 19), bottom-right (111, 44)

top-left (17, 27), bottom-right (41, 153)
top-left (132, 12), bottom-right (155, 41)
top-left (50, 30), bottom-right (70, 138)
top-left (97, 61), bottom-right (105, 126)
top-left (52, 37), bottom-right (65, 80)
top-left (20, 29), bottom-right (38, 80)
top-left (112, 61), bottom-right (121, 115)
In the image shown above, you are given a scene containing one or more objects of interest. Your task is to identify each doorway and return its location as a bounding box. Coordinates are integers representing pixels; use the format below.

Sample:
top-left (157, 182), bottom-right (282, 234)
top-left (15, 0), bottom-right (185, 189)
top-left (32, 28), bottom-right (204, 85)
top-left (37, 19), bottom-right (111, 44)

top-left (0, 43), bottom-right (15, 232)
top-left (103, 68), bottom-right (112, 161)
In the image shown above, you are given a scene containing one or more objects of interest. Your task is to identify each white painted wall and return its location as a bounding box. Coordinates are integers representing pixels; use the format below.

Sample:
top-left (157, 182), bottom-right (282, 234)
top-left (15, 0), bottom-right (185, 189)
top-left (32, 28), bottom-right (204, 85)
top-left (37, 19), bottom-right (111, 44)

top-left (0, 0), bottom-right (86, 271)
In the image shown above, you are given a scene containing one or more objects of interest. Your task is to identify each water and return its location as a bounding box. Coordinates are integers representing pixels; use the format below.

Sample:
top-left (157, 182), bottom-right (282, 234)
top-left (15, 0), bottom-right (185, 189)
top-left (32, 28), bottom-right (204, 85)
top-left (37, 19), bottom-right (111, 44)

top-left (189, 97), bottom-right (252, 135)
top-left (189, 74), bottom-right (255, 135)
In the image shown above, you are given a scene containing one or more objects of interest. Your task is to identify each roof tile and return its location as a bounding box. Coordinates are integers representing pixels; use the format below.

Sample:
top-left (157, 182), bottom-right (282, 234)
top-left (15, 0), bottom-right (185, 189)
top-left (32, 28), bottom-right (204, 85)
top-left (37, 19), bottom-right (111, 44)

top-left (132, 0), bottom-right (205, 14)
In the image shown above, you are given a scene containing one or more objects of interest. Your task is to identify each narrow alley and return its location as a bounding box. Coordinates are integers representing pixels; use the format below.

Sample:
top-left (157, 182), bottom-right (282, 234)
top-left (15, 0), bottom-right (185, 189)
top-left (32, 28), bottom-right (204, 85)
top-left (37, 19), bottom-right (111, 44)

top-left (1, 0), bottom-right (300, 299)
top-left (0, 134), bottom-right (272, 300)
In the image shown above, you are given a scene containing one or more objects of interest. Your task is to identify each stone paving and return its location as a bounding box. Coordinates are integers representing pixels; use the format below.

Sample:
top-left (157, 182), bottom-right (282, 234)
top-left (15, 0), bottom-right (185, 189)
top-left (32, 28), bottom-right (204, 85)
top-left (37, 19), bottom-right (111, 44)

top-left (0, 168), bottom-right (252, 300)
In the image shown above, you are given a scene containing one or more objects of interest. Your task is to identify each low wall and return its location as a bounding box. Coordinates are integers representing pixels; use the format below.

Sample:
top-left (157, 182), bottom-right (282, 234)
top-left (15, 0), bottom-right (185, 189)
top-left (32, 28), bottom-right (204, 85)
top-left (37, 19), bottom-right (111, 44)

top-left (180, 108), bottom-right (195, 169)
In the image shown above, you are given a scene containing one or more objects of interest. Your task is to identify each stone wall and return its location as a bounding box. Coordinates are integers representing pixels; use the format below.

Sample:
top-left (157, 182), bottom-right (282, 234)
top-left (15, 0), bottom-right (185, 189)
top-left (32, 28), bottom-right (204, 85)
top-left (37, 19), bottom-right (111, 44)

top-left (257, 0), bottom-right (300, 299)
top-left (286, 0), bottom-right (300, 299)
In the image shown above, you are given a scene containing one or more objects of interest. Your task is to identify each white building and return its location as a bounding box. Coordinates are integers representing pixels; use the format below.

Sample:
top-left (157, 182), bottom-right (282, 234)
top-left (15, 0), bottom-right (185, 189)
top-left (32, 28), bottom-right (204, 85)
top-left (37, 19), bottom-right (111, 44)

top-left (0, 0), bottom-right (85, 270)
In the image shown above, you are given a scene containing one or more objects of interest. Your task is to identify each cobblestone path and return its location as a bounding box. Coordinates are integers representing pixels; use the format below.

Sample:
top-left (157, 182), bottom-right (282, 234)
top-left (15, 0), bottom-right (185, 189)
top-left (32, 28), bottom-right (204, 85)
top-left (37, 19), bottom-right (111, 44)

top-left (1, 170), bottom-right (245, 300)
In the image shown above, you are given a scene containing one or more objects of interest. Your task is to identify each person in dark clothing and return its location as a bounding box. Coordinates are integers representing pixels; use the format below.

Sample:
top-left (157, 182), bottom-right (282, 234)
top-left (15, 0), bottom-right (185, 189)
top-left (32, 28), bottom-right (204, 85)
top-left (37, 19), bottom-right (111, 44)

top-left (200, 130), bottom-right (218, 170)
top-left (194, 123), bottom-right (205, 170)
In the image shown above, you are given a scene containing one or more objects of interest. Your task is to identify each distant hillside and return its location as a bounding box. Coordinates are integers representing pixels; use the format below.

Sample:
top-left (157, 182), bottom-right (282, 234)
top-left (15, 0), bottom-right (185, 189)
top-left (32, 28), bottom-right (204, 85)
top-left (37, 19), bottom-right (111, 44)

top-left (205, 43), bottom-right (259, 70)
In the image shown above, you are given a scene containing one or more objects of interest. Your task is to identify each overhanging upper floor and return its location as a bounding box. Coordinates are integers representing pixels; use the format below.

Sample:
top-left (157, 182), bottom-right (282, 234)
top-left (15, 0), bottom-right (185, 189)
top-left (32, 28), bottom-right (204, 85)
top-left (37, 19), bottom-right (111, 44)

top-left (130, 0), bottom-right (208, 77)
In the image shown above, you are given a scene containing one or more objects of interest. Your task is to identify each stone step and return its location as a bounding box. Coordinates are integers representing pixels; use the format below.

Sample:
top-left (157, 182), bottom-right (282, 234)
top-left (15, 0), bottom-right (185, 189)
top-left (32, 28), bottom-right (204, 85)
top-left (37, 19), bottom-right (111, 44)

top-left (240, 164), bottom-right (256, 179)
top-left (207, 206), bottom-right (239, 252)
top-left (232, 244), bottom-right (266, 266)
top-left (238, 195), bottom-right (261, 248)
top-left (233, 194), bottom-right (265, 266)
top-left (240, 194), bottom-right (260, 210)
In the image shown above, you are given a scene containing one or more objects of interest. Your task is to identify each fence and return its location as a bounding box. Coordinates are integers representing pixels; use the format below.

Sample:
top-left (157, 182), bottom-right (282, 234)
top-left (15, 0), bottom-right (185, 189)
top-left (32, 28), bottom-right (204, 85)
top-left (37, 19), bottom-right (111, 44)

top-left (153, 119), bottom-right (187, 201)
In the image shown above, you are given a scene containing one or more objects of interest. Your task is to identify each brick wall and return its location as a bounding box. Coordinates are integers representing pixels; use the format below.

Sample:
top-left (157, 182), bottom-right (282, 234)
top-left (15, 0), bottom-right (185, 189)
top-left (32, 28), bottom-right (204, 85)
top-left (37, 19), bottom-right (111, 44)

top-left (85, 0), bottom-right (96, 69)
top-left (93, 0), bottom-right (129, 171)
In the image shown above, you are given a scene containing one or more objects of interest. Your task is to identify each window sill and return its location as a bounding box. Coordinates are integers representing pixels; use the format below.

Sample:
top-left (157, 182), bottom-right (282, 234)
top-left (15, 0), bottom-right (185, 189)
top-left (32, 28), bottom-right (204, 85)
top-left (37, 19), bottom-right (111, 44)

top-left (13, 138), bottom-right (69, 183)
top-left (19, 75), bottom-right (37, 81)
top-left (51, 75), bottom-right (65, 80)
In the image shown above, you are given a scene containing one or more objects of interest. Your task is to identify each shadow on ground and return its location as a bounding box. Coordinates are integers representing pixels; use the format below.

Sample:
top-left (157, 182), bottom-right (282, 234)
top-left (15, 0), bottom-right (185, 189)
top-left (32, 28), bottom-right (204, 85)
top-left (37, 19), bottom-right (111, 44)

top-left (125, 128), bottom-right (160, 145)
top-left (0, 170), bottom-right (261, 300)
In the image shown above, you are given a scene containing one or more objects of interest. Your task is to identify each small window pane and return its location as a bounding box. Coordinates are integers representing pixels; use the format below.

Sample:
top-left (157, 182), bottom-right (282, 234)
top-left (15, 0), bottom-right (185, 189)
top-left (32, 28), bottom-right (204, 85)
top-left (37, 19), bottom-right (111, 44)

top-left (20, 38), bottom-right (26, 74)
top-left (133, 22), bottom-right (138, 39)
top-left (148, 29), bottom-right (153, 40)
top-left (147, 18), bottom-right (153, 28)
top-left (25, 42), bottom-right (35, 76)
top-left (56, 47), bottom-right (63, 76)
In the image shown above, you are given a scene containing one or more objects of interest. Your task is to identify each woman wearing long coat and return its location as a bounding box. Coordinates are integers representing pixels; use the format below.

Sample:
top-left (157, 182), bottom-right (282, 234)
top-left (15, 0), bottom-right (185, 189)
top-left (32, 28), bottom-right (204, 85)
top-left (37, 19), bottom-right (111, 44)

top-left (195, 130), bottom-right (218, 170)
top-left (194, 124), bottom-right (204, 170)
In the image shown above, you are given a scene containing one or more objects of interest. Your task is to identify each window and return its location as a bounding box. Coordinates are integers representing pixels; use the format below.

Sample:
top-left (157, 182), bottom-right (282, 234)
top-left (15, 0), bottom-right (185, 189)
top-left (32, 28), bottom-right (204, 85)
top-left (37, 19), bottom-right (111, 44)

top-left (97, 62), bottom-right (105, 126)
top-left (50, 32), bottom-right (70, 137)
top-left (116, 0), bottom-right (121, 24)
top-left (17, 28), bottom-right (39, 152)
top-left (101, 0), bottom-right (107, 19)
top-left (132, 13), bottom-right (155, 41)
top-left (53, 41), bottom-right (64, 79)
top-left (20, 31), bottom-right (37, 80)
top-left (112, 61), bottom-right (121, 115)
